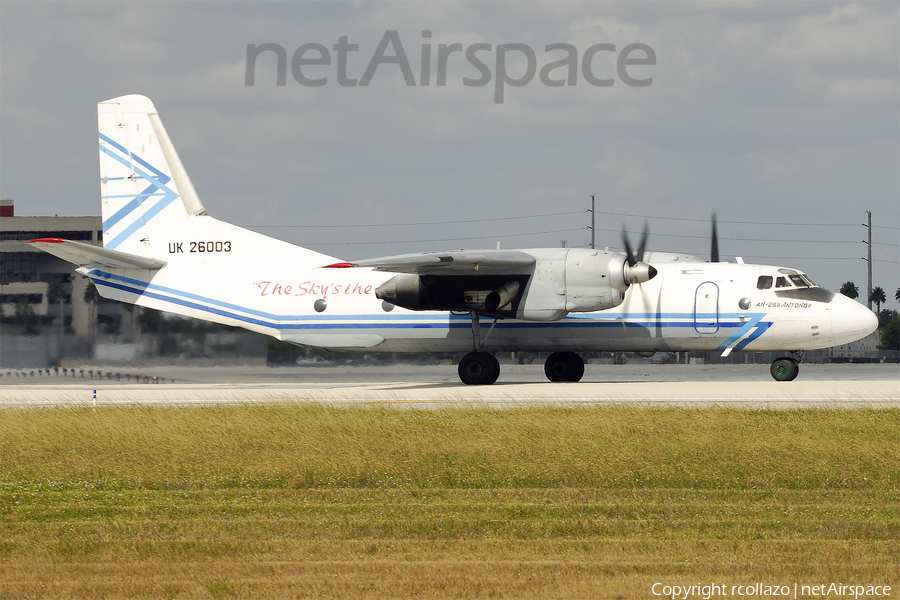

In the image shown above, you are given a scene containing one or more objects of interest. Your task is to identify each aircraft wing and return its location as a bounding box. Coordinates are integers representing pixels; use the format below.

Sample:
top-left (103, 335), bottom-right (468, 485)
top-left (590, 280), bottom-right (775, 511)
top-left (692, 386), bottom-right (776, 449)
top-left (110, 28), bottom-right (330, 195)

top-left (323, 250), bottom-right (535, 274)
top-left (27, 238), bottom-right (167, 270)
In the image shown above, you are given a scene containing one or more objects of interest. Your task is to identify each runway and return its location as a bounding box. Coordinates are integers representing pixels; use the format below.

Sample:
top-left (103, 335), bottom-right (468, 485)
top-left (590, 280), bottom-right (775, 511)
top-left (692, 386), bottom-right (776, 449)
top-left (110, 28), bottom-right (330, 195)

top-left (2, 363), bottom-right (897, 409)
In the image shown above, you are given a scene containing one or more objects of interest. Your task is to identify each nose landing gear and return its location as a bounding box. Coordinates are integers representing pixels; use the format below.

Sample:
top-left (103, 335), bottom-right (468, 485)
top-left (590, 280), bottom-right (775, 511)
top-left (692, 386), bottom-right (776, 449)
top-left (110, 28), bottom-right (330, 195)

top-left (770, 352), bottom-right (803, 382)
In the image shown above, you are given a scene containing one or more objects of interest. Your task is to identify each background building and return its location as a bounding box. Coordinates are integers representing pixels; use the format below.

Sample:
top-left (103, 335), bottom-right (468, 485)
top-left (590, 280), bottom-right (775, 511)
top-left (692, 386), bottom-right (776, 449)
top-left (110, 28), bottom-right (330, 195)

top-left (1, 200), bottom-right (267, 369)
top-left (1, 201), bottom-right (113, 337)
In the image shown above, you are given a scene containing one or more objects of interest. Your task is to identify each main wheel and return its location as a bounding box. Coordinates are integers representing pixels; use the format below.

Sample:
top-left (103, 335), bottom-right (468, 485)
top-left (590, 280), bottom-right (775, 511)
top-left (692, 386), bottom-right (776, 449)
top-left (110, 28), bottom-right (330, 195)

top-left (544, 352), bottom-right (585, 382)
top-left (486, 353), bottom-right (500, 384)
top-left (458, 352), bottom-right (500, 385)
top-left (770, 357), bottom-right (799, 382)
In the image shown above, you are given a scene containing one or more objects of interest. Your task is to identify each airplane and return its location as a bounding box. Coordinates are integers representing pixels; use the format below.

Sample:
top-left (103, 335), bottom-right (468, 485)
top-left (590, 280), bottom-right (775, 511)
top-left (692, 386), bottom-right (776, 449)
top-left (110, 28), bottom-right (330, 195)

top-left (29, 94), bottom-right (878, 384)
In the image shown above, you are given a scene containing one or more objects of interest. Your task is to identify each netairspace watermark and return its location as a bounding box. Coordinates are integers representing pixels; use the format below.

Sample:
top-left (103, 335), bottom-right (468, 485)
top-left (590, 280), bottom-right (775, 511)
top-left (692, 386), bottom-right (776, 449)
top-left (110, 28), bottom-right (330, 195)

top-left (245, 29), bottom-right (656, 103)
top-left (651, 582), bottom-right (894, 600)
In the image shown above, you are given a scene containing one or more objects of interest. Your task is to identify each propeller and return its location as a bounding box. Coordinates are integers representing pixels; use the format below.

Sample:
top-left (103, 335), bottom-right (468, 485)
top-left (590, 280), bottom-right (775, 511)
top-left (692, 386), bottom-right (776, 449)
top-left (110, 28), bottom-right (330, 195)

top-left (621, 221), bottom-right (658, 285)
top-left (710, 213), bottom-right (720, 263)
top-left (618, 220), bottom-right (659, 328)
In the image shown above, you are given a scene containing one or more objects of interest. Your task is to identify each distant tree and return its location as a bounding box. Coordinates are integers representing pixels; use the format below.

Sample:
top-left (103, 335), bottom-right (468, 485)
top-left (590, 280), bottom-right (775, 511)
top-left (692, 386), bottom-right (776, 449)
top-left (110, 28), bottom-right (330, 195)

top-left (136, 307), bottom-right (163, 334)
top-left (839, 281), bottom-right (859, 299)
top-left (880, 317), bottom-right (899, 351)
top-left (869, 286), bottom-right (886, 313)
top-left (15, 298), bottom-right (38, 334)
top-left (47, 280), bottom-right (64, 304)
top-left (46, 280), bottom-right (65, 331)
top-left (82, 281), bottom-right (99, 304)
top-left (896, 287), bottom-right (900, 303)
top-left (878, 309), bottom-right (898, 329)
top-left (83, 281), bottom-right (99, 337)
top-left (267, 339), bottom-right (304, 364)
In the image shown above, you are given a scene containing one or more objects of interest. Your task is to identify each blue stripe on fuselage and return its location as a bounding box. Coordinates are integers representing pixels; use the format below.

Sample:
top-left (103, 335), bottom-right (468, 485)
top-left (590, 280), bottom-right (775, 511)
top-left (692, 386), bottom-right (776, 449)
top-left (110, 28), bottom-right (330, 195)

top-left (87, 270), bottom-right (769, 335)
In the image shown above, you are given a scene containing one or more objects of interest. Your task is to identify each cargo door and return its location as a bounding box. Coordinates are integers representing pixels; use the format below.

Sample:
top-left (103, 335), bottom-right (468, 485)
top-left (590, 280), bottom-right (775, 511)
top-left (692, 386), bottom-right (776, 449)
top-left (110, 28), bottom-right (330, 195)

top-left (694, 281), bottom-right (719, 334)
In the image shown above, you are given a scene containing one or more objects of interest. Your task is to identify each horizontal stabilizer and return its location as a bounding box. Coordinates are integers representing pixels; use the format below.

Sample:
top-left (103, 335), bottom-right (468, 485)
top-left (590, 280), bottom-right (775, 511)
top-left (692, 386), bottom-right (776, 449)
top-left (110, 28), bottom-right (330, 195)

top-left (27, 238), bottom-right (167, 270)
top-left (323, 250), bottom-right (535, 274)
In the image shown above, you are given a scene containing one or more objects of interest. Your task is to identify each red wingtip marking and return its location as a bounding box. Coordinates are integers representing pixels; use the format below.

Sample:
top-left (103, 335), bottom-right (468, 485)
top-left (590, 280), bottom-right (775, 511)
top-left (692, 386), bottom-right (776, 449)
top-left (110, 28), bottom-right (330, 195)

top-left (321, 262), bottom-right (357, 268)
top-left (28, 238), bottom-right (66, 243)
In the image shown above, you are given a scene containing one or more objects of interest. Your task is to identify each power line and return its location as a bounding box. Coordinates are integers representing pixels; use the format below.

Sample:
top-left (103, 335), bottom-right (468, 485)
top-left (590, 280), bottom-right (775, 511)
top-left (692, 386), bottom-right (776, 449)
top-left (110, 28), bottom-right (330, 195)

top-left (305, 227), bottom-right (587, 246)
top-left (741, 256), bottom-right (899, 264)
top-left (588, 225), bottom-right (862, 244)
top-left (247, 210), bottom-right (584, 229)
top-left (246, 207), bottom-right (899, 233)
top-left (591, 210), bottom-right (876, 228)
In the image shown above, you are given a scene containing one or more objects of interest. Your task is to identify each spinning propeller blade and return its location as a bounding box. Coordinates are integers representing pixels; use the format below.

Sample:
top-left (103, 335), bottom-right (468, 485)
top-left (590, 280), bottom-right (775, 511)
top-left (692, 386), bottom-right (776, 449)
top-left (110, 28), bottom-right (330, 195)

top-left (620, 221), bottom-right (657, 285)
top-left (711, 213), bottom-right (720, 263)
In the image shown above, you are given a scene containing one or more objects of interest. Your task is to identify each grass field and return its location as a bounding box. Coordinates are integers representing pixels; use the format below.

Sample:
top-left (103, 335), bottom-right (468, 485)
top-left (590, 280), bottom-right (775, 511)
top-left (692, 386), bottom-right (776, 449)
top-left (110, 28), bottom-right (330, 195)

top-left (2, 405), bottom-right (898, 599)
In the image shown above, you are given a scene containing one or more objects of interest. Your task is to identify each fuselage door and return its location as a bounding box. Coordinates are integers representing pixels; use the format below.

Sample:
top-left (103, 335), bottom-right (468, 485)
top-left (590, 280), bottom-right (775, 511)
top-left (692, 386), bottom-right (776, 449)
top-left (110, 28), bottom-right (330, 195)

top-left (694, 281), bottom-right (719, 334)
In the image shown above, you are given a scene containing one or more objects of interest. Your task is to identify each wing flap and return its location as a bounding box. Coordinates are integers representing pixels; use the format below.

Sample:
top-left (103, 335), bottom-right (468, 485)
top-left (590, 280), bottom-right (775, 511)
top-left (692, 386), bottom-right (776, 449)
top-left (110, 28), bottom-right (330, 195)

top-left (27, 238), bottom-right (167, 270)
top-left (323, 250), bottom-right (535, 274)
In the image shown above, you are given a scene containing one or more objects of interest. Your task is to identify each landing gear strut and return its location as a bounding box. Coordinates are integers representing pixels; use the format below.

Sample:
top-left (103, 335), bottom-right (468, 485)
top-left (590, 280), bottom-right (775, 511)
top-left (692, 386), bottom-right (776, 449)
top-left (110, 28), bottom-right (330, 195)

top-left (770, 353), bottom-right (802, 382)
top-left (458, 312), bottom-right (501, 385)
top-left (544, 352), bottom-right (585, 382)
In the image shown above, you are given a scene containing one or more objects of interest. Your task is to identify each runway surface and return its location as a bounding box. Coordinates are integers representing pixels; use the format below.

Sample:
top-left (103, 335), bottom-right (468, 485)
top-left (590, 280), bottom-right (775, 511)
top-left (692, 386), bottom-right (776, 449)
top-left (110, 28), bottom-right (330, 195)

top-left (2, 363), bottom-right (897, 409)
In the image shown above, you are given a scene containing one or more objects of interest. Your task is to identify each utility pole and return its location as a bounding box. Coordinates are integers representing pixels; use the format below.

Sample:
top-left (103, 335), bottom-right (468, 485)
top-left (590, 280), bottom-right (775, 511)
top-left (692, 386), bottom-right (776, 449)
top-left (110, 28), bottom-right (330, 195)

top-left (864, 210), bottom-right (873, 310)
top-left (590, 195), bottom-right (595, 250)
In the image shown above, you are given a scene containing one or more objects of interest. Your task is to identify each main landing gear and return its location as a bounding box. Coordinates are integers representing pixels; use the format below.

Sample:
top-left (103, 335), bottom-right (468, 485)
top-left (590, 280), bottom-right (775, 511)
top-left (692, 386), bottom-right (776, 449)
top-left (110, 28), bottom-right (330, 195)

top-left (544, 352), bottom-right (585, 382)
top-left (457, 350), bottom-right (586, 385)
top-left (458, 352), bottom-right (500, 385)
top-left (457, 312), bottom-right (587, 385)
top-left (770, 352), bottom-right (803, 382)
top-left (458, 311), bottom-right (584, 385)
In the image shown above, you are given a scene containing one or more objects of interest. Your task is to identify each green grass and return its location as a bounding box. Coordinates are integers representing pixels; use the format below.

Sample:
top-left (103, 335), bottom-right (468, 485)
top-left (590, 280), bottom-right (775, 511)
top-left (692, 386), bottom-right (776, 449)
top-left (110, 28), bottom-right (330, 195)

top-left (2, 406), bottom-right (898, 599)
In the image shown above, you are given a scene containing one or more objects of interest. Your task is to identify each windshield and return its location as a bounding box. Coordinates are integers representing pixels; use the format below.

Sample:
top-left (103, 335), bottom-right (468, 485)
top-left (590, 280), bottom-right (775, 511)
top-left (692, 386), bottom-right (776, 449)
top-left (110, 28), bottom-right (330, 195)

top-left (761, 272), bottom-right (820, 290)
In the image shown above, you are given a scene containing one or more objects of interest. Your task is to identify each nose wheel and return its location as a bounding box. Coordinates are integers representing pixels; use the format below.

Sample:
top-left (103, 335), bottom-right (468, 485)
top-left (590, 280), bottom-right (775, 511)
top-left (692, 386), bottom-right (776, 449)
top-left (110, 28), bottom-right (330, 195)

top-left (770, 357), bottom-right (800, 382)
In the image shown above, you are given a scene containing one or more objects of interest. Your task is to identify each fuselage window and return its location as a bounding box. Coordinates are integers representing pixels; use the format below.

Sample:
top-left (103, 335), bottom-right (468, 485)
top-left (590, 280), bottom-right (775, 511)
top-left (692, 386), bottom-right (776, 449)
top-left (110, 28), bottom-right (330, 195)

top-left (775, 276), bottom-right (791, 288)
top-left (757, 275), bottom-right (773, 290)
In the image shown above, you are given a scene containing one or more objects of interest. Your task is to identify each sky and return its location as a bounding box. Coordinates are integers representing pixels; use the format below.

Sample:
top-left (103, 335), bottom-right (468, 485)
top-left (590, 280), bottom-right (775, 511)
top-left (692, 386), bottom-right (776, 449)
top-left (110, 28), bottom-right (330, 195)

top-left (1, 1), bottom-right (898, 307)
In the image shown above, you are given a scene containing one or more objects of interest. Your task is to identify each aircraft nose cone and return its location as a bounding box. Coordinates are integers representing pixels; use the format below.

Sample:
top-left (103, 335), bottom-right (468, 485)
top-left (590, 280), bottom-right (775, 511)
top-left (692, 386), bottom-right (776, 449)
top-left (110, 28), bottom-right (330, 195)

top-left (831, 294), bottom-right (879, 345)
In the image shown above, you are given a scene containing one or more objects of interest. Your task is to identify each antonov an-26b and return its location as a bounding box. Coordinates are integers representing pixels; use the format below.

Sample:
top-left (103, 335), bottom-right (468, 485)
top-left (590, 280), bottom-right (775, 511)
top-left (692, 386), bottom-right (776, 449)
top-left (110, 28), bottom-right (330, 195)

top-left (29, 95), bottom-right (878, 384)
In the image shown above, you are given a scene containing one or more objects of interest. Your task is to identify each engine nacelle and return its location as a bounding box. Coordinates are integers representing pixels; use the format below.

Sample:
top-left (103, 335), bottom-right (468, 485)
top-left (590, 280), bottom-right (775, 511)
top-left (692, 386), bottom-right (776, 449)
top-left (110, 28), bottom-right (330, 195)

top-left (513, 248), bottom-right (624, 320)
top-left (564, 249), bottom-right (626, 312)
top-left (376, 274), bottom-right (523, 314)
top-left (375, 273), bottom-right (427, 309)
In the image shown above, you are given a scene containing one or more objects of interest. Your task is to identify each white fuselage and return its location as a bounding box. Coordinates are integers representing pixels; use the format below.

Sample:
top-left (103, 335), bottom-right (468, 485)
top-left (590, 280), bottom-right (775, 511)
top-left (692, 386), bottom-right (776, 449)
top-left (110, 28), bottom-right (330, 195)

top-left (82, 221), bottom-right (874, 356)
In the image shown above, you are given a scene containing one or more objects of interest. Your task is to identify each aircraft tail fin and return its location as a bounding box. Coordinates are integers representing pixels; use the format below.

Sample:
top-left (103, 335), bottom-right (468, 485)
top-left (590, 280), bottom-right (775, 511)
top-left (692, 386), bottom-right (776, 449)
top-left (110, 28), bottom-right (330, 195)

top-left (98, 94), bottom-right (205, 255)
top-left (96, 94), bottom-right (337, 268)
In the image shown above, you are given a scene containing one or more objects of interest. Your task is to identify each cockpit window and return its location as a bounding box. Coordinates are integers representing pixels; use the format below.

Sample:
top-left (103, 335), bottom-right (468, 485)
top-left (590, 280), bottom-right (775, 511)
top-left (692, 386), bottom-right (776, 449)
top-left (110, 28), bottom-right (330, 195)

top-left (775, 276), bottom-right (790, 288)
top-left (789, 274), bottom-right (810, 288)
top-left (801, 274), bottom-right (818, 287)
top-left (757, 276), bottom-right (773, 290)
